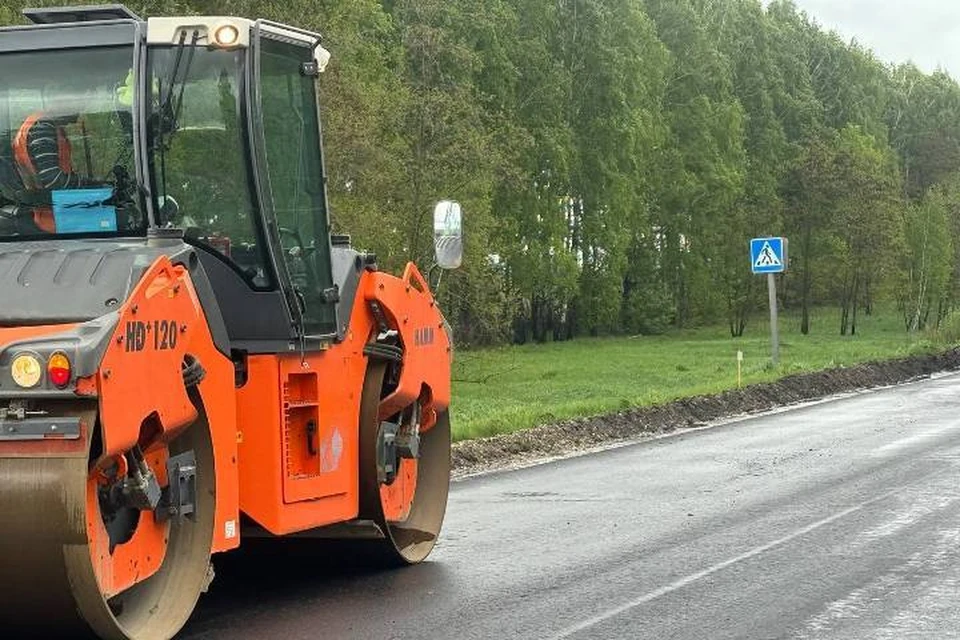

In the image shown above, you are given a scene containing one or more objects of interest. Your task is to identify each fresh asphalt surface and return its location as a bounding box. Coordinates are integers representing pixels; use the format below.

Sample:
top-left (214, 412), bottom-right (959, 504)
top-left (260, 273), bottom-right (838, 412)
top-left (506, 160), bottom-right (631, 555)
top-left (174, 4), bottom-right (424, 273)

top-left (182, 373), bottom-right (960, 639)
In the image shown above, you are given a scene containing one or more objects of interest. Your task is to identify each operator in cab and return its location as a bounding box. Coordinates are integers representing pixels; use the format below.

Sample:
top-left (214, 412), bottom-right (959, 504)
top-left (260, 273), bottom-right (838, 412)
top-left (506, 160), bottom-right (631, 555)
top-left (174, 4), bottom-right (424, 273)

top-left (4, 78), bottom-right (98, 232)
top-left (0, 70), bottom-right (136, 235)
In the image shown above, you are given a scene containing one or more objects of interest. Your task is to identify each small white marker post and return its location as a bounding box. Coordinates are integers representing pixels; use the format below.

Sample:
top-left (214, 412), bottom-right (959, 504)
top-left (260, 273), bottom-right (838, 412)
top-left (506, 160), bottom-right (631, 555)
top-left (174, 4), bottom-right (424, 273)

top-left (750, 237), bottom-right (787, 368)
top-left (737, 350), bottom-right (743, 388)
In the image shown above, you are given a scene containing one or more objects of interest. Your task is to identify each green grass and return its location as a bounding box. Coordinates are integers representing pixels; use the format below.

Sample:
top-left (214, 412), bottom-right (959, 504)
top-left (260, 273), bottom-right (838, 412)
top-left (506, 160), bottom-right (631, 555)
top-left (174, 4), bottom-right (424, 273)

top-left (451, 307), bottom-right (947, 441)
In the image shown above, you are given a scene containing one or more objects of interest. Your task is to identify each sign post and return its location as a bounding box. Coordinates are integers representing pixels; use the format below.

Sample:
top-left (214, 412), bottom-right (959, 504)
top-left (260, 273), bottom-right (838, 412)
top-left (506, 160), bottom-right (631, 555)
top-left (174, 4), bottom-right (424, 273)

top-left (767, 273), bottom-right (779, 365)
top-left (750, 237), bottom-right (787, 366)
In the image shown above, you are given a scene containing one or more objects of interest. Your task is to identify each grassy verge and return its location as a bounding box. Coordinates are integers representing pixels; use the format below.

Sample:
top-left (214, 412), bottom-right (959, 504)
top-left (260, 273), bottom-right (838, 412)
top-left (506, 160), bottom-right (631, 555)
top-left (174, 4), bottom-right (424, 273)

top-left (451, 307), bottom-right (947, 441)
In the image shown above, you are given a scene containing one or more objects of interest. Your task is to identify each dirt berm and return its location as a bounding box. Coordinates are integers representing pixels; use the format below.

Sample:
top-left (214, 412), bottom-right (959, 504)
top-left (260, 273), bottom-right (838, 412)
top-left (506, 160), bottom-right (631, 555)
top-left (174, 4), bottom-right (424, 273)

top-left (452, 348), bottom-right (960, 477)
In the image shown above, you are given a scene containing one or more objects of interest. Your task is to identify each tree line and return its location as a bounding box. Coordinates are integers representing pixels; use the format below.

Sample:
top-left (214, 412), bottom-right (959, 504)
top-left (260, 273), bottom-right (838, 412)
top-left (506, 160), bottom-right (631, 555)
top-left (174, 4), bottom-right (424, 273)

top-left (4, 0), bottom-right (960, 345)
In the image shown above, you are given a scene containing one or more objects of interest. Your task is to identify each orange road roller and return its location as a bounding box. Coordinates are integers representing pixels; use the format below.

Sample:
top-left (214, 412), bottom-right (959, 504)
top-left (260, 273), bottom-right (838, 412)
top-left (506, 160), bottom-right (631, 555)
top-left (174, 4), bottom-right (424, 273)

top-left (0, 5), bottom-right (463, 638)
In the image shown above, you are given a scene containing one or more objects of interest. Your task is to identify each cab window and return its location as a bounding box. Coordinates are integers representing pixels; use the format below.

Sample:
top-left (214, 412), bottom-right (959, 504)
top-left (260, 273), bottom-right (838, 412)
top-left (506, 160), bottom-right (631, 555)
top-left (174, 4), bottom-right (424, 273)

top-left (0, 46), bottom-right (142, 238)
top-left (148, 48), bottom-right (271, 289)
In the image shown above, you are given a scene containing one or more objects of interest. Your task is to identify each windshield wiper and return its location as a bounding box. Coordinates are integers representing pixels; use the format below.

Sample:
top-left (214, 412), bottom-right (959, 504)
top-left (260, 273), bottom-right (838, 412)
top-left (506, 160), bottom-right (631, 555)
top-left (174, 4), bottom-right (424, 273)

top-left (156, 28), bottom-right (200, 151)
top-left (153, 29), bottom-right (199, 219)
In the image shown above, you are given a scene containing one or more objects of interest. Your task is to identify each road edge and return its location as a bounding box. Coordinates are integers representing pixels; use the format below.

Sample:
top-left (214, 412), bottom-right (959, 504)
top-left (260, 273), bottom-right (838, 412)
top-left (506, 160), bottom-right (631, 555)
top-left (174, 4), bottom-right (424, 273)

top-left (451, 348), bottom-right (960, 479)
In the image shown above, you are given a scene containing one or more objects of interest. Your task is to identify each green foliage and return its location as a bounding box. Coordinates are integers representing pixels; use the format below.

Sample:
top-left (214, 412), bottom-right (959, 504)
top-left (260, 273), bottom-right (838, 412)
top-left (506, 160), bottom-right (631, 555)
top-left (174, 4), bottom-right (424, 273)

top-left (622, 279), bottom-right (673, 335)
top-left (899, 188), bottom-right (954, 331)
top-left (6, 1), bottom-right (960, 347)
top-left (933, 308), bottom-right (960, 345)
top-left (887, 66), bottom-right (960, 199)
top-left (832, 125), bottom-right (903, 335)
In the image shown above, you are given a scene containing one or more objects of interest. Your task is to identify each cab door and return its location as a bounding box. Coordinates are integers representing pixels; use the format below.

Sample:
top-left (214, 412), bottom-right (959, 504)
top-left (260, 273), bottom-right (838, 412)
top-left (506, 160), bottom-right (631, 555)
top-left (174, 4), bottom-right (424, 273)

top-left (249, 25), bottom-right (357, 509)
top-left (250, 25), bottom-right (337, 338)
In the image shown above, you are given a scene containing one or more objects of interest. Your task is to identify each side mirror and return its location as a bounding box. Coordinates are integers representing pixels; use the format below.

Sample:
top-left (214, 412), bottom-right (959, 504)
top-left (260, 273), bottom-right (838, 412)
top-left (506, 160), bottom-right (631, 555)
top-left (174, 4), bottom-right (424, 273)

top-left (433, 200), bottom-right (463, 270)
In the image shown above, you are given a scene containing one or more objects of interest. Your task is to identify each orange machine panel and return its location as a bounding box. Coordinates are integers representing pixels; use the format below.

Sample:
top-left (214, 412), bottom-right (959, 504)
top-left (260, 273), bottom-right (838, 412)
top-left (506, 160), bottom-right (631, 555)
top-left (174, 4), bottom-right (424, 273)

top-left (235, 355), bottom-right (285, 530)
top-left (236, 263), bottom-right (451, 536)
top-left (97, 256), bottom-right (239, 553)
top-left (98, 259), bottom-right (198, 456)
top-left (278, 353), bottom-right (362, 505)
top-left (365, 262), bottom-right (451, 429)
top-left (281, 370), bottom-right (320, 487)
top-left (236, 343), bottom-right (366, 534)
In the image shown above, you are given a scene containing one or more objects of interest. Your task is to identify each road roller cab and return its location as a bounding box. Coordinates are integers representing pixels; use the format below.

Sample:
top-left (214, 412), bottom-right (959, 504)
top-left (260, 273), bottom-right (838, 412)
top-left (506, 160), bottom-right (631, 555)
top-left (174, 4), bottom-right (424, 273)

top-left (0, 6), bottom-right (461, 639)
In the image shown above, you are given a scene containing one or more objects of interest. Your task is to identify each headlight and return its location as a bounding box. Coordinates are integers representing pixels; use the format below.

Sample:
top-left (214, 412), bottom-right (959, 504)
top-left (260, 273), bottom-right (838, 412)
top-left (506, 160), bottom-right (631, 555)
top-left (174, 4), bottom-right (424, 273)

top-left (214, 24), bottom-right (240, 47)
top-left (11, 354), bottom-right (42, 388)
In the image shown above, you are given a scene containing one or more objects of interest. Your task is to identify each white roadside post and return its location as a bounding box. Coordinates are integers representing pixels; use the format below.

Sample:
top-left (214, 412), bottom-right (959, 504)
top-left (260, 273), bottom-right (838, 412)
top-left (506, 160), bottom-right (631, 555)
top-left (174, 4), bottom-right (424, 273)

top-left (750, 237), bottom-right (787, 367)
top-left (737, 350), bottom-right (743, 388)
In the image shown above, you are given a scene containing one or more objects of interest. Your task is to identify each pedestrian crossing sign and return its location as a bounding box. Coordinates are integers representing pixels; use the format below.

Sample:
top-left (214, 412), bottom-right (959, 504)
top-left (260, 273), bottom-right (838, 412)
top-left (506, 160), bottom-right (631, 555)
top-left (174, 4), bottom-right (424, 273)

top-left (750, 237), bottom-right (787, 274)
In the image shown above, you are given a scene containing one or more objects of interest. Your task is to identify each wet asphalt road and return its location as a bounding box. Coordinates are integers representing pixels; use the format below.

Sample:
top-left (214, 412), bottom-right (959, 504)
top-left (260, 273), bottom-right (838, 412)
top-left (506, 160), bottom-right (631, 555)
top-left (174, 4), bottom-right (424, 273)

top-left (182, 373), bottom-right (960, 639)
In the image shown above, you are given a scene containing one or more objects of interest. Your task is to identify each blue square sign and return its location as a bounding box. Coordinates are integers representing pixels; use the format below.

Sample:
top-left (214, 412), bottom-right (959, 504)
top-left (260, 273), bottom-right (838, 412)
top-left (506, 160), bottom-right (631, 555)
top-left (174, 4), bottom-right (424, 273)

top-left (52, 188), bottom-right (117, 234)
top-left (750, 237), bottom-right (786, 274)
